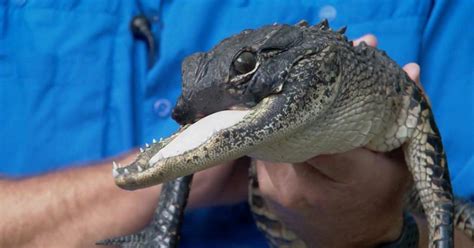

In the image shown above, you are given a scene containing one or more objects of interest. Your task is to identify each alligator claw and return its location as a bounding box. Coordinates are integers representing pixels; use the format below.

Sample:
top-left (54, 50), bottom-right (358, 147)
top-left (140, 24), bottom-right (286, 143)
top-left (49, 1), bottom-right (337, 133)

top-left (96, 226), bottom-right (163, 248)
top-left (98, 175), bottom-right (193, 248)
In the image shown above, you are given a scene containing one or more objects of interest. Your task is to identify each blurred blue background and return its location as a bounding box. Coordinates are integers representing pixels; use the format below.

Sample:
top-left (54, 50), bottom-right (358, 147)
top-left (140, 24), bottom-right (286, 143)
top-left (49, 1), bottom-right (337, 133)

top-left (0, 0), bottom-right (472, 246)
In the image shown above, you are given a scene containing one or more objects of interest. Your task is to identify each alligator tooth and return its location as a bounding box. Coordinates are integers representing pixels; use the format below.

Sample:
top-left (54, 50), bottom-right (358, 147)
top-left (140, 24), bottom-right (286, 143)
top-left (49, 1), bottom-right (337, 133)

top-left (152, 138), bottom-right (157, 143)
top-left (145, 143), bottom-right (150, 148)
top-left (137, 166), bottom-right (143, 172)
top-left (140, 147), bottom-right (144, 153)
top-left (124, 168), bottom-right (130, 174)
top-left (159, 137), bottom-right (163, 142)
top-left (112, 162), bottom-right (119, 178)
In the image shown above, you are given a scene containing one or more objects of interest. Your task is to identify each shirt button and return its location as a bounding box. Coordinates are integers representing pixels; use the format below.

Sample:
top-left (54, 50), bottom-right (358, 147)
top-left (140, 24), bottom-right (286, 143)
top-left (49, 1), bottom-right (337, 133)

top-left (151, 14), bottom-right (160, 23)
top-left (318, 5), bottom-right (337, 21)
top-left (153, 98), bottom-right (172, 118)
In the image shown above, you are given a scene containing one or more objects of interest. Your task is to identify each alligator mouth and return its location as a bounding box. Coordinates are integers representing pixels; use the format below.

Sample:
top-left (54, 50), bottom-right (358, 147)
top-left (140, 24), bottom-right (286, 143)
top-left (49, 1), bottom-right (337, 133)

top-left (112, 93), bottom-right (291, 190)
top-left (148, 109), bottom-right (251, 165)
top-left (112, 103), bottom-right (261, 190)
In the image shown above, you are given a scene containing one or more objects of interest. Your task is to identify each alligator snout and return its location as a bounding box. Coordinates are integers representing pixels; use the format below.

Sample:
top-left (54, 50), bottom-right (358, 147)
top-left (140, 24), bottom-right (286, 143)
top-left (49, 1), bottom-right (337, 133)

top-left (172, 98), bottom-right (199, 125)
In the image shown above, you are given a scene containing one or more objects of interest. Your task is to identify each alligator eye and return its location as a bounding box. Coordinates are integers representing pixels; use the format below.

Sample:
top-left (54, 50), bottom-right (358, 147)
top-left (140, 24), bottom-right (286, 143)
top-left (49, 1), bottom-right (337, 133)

top-left (233, 51), bottom-right (257, 75)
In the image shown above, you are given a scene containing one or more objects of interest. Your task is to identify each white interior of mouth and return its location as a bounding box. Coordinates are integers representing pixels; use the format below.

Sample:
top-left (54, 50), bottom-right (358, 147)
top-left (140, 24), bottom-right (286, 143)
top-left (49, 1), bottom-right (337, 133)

top-left (149, 110), bottom-right (251, 165)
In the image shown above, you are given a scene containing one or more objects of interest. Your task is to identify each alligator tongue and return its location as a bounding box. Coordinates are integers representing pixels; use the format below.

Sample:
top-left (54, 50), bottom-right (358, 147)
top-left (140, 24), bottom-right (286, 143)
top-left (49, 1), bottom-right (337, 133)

top-left (150, 110), bottom-right (251, 164)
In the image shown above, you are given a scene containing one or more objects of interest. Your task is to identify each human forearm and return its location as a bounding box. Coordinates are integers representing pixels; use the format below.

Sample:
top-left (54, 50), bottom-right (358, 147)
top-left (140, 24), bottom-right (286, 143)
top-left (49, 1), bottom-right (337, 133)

top-left (0, 151), bottom-right (250, 248)
top-left (0, 151), bottom-right (160, 248)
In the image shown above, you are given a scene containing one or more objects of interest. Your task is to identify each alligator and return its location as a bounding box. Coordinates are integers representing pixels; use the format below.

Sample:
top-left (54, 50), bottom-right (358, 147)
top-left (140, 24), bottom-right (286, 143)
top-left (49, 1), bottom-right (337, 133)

top-left (97, 20), bottom-right (474, 247)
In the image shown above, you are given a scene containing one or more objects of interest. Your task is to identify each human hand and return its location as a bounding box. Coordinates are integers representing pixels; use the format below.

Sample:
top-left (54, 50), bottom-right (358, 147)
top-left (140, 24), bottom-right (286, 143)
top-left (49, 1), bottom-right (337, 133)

top-left (188, 157), bottom-right (250, 208)
top-left (254, 35), bottom-right (419, 248)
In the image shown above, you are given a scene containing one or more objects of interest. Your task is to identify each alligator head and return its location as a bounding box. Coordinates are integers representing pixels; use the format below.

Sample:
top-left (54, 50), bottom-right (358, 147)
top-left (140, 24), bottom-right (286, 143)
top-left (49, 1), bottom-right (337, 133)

top-left (113, 20), bottom-right (352, 190)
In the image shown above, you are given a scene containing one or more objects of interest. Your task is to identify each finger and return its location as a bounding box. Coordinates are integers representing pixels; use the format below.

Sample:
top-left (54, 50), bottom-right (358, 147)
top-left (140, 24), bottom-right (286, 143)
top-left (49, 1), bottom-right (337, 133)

top-left (255, 160), bottom-right (280, 198)
top-left (402, 62), bottom-right (430, 105)
top-left (305, 148), bottom-right (407, 185)
top-left (402, 63), bottom-right (420, 85)
top-left (255, 159), bottom-right (339, 208)
top-left (256, 161), bottom-right (319, 210)
top-left (305, 149), bottom-right (376, 183)
top-left (353, 34), bottom-right (378, 47)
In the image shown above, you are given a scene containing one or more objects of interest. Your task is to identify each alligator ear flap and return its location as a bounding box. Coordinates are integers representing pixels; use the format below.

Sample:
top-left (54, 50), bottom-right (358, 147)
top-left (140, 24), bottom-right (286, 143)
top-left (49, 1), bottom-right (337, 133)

top-left (271, 67), bottom-right (291, 94)
top-left (295, 20), bottom-right (309, 27)
top-left (271, 80), bottom-right (285, 94)
top-left (314, 19), bottom-right (330, 30)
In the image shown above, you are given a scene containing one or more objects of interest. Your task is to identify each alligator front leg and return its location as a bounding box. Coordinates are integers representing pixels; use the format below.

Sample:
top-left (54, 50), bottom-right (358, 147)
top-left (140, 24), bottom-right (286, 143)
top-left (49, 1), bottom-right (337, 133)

top-left (403, 92), bottom-right (454, 247)
top-left (97, 175), bottom-right (193, 248)
top-left (454, 198), bottom-right (474, 240)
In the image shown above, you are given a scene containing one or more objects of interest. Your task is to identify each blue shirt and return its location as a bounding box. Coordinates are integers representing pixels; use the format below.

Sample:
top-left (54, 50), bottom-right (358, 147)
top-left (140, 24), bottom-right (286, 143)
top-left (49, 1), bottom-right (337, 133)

top-left (1, 0), bottom-right (472, 247)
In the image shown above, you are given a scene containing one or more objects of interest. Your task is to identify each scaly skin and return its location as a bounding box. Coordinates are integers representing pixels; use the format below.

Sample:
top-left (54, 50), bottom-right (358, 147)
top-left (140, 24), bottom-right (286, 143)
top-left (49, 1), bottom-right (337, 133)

top-left (101, 20), bottom-right (474, 247)
top-left (454, 198), bottom-right (474, 240)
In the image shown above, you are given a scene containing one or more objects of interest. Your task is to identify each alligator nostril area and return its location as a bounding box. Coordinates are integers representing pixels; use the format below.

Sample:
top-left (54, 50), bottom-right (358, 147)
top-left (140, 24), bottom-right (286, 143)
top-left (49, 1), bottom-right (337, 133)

top-left (171, 103), bottom-right (195, 125)
top-left (171, 108), bottom-right (185, 125)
